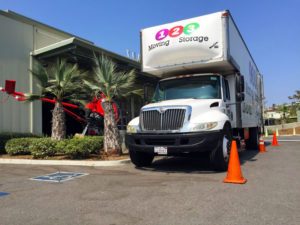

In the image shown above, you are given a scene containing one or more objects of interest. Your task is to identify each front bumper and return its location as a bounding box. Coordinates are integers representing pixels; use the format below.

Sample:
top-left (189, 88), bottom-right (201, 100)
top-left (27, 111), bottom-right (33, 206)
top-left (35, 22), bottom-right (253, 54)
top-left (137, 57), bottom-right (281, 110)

top-left (125, 130), bottom-right (222, 155)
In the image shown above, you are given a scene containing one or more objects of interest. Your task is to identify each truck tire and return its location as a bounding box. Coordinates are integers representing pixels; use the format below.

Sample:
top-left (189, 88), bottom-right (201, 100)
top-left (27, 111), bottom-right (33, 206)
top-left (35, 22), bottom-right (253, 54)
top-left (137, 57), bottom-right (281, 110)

top-left (210, 124), bottom-right (232, 171)
top-left (245, 127), bottom-right (259, 150)
top-left (129, 150), bottom-right (154, 167)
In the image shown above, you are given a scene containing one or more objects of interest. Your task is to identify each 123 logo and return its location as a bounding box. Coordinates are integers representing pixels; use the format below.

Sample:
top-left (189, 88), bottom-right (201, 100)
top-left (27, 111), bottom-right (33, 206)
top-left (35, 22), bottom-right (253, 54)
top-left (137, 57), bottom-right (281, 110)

top-left (155, 22), bottom-right (200, 41)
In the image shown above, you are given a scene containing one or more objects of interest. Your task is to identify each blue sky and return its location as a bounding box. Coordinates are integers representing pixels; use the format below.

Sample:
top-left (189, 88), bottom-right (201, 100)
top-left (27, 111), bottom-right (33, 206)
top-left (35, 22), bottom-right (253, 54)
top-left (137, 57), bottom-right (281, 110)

top-left (0, 0), bottom-right (299, 106)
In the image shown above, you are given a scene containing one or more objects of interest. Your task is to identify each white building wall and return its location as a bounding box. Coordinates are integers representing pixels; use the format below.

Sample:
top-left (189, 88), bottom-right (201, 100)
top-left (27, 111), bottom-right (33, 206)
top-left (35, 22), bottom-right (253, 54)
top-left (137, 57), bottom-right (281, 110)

top-left (0, 14), bottom-right (34, 133)
top-left (0, 13), bottom-right (70, 134)
top-left (264, 111), bottom-right (282, 119)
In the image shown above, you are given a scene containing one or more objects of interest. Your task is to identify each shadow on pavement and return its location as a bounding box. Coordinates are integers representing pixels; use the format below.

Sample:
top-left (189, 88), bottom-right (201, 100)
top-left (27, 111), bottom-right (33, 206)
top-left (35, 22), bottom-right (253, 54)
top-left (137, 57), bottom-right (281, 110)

top-left (265, 141), bottom-right (271, 146)
top-left (239, 150), bottom-right (259, 164)
top-left (143, 155), bottom-right (216, 174)
top-left (137, 149), bottom-right (259, 174)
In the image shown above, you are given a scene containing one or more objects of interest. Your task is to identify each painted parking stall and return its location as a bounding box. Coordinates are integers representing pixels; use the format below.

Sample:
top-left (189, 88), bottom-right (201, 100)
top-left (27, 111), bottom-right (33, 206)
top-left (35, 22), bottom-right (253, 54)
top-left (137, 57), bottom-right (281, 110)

top-left (31, 172), bottom-right (89, 183)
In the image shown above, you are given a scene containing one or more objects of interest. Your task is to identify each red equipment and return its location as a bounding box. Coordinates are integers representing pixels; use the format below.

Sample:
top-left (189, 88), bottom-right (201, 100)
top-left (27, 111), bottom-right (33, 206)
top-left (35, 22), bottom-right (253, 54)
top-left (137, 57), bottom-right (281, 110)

top-left (1, 80), bottom-right (27, 101)
top-left (85, 97), bottom-right (119, 120)
top-left (1, 79), bottom-right (119, 124)
top-left (5, 80), bottom-right (16, 94)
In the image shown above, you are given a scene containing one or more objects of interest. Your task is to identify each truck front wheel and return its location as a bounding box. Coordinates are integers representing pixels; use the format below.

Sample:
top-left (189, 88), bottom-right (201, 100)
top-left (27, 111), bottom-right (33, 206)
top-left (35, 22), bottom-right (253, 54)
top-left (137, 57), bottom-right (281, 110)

top-left (210, 124), bottom-right (232, 171)
top-left (129, 150), bottom-right (154, 167)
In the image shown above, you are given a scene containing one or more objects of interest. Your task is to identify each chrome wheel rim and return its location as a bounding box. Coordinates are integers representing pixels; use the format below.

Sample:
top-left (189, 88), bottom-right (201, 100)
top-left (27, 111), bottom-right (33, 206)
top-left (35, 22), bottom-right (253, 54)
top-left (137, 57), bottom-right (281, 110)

top-left (223, 136), bottom-right (229, 161)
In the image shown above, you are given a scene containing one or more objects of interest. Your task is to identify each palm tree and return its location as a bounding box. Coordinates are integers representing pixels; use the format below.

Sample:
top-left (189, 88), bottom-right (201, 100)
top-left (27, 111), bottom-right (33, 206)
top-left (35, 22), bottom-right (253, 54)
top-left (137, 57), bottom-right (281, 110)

top-left (277, 104), bottom-right (288, 124)
top-left (288, 90), bottom-right (300, 120)
top-left (27, 58), bottom-right (87, 140)
top-left (84, 54), bottom-right (141, 155)
top-left (288, 90), bottom-right (300, 102)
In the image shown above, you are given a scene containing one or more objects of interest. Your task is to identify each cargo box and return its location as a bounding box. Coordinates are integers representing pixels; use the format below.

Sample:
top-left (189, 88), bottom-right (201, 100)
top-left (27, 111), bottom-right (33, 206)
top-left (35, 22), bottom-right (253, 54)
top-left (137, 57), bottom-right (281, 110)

top-left (141, 11), bottom-right (259, 79)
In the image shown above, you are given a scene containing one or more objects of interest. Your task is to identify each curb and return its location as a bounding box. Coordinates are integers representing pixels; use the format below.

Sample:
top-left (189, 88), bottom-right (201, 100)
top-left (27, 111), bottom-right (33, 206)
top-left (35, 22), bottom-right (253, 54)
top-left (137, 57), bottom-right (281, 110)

top-left (263, 137), bottom-right (300, 142)
top-left (264, 139), bottom-right (300, 142)
top-left (0, 158), bottom-right (131, 167)
top-left (264, 135), bottom-right (300, 137)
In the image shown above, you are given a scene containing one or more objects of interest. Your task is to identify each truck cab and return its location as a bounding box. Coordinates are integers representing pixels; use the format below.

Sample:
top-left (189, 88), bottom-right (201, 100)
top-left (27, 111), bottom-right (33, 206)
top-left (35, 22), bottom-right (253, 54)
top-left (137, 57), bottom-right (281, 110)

top-left (126, 73), bottom-right (241, 171)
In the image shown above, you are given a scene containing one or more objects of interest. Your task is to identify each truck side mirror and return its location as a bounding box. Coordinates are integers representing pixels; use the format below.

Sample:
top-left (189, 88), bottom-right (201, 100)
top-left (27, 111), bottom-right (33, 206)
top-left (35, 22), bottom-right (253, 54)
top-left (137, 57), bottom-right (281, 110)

top-left (236, 75), bottom-right (245, 93)
top-left (237, 92), bottom-right (245, 102)
top-left (240, 75), bottom-right (245, 93)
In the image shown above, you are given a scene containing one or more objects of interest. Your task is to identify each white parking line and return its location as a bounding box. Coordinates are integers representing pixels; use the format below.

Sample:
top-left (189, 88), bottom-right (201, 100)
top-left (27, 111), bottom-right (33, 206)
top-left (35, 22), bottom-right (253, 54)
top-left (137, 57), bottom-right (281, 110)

top-left (277, 140), bottom-right (300, 142)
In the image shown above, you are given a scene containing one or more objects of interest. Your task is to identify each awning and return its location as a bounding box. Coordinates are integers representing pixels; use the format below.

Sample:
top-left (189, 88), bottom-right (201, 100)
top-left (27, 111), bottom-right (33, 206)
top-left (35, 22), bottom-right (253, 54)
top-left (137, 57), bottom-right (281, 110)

top-left (30, 37), bottom-right (157, 82)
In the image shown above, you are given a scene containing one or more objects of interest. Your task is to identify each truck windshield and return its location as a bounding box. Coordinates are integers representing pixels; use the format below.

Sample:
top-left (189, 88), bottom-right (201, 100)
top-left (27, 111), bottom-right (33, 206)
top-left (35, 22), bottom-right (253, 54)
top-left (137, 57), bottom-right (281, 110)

top-left (152, 75), bottom-right (221, 102)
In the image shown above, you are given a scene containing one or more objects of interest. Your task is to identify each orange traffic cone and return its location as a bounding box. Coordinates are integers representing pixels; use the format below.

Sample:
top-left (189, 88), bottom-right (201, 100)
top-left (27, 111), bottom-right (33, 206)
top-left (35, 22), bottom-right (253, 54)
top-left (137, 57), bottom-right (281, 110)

top-left (259, 135), bottom-right (267, 153)
top-left (272, 132), bottom-right (279, 146)
top-left (223, 140), bottom-right (247, 184)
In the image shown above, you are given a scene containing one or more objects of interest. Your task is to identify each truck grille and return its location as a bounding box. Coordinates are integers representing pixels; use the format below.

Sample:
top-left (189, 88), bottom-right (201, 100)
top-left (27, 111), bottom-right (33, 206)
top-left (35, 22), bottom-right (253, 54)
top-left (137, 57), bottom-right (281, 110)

top-left (141, 108), bottom-right (186, 131)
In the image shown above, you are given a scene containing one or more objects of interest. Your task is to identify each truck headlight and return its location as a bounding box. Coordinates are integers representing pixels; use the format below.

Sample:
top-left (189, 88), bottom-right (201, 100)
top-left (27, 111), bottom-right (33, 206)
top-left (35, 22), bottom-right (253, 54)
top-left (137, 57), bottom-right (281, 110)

top-left (191, 122), bottom-right (218, 131)
top-left (127, 124), bottom-right (139, 133)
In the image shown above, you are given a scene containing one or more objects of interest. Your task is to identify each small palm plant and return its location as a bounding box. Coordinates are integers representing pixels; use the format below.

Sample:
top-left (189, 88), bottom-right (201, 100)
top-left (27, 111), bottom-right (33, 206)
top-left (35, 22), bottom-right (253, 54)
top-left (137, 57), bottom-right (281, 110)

top-left (27, 58), bottom-right (87, 140)
top-left (84, 54), bottom-right (141, 155)
top-left (288, 90), bottom-right (300, 102)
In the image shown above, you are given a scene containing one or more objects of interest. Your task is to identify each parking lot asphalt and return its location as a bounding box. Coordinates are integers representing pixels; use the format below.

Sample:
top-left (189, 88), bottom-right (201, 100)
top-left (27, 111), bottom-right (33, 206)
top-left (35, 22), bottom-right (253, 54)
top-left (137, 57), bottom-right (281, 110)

top-left (0, 139), bottom-right (299, 225)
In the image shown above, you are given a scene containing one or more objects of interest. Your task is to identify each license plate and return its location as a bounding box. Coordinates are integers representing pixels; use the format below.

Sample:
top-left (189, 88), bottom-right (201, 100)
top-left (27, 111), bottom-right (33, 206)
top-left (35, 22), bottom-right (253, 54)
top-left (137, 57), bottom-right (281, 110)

top-left (154, 146), bottom-right (168, 155)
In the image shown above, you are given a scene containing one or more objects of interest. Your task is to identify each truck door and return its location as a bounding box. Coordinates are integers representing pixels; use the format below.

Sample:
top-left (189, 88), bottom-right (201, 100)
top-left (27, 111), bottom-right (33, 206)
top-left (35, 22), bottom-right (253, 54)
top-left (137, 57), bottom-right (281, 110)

top-left (222, 77), bottom-right (235, 125)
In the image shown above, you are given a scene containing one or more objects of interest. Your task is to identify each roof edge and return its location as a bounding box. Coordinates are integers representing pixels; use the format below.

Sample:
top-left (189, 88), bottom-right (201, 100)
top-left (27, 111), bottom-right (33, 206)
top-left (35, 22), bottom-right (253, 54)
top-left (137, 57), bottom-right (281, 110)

top-left (31, 37), bottom-right (77, 56)
top-left (32, 37), bottom-right (140, 67)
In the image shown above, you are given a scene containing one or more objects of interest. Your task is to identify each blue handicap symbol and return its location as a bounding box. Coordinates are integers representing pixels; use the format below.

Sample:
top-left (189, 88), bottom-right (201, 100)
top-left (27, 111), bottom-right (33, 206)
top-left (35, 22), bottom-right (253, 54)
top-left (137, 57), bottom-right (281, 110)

top-left (0, 192), bottom-right (10, 197)
top-left (31, 172), bottom-right (88, 182)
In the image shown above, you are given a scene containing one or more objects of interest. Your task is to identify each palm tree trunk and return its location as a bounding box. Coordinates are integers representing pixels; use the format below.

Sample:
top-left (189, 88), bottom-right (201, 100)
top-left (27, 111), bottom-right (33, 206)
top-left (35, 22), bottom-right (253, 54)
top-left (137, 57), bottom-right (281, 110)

top-left (103, 101), bottom-right (121, 155)
top-left (51, 101), bottom-right (66, 140)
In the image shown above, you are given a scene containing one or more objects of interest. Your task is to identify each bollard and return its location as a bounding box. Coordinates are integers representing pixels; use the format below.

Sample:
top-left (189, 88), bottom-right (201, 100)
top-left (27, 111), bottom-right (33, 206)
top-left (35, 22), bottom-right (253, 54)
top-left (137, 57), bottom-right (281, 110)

top-left (265, 128), bottom-right (269, 137)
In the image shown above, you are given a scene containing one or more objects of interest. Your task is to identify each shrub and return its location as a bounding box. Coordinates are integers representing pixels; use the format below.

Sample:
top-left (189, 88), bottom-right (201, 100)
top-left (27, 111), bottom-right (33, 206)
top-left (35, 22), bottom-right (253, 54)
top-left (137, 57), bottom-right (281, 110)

top-left (0, 132), bottom-right (38, 154)
top-left (63, 138), bottom-right (91, 159)
top-left (2, 134), bottom-right (104, 159)
top-left (78, 136), bottom-right (104, 154)
top-left (63, 136), bottom-right (104, 159)
top-left (29, 138), bottom-right (57, 159)
top-left (55, 140), bottom-right (69, 154)
top-left (5, 138), bottom-right (37, 155)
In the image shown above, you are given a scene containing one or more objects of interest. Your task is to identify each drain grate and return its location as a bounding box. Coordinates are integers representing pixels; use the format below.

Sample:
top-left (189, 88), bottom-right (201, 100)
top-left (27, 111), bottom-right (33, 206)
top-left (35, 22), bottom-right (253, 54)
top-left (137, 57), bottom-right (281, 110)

top-left (31, 172), bottom-right (88, 183)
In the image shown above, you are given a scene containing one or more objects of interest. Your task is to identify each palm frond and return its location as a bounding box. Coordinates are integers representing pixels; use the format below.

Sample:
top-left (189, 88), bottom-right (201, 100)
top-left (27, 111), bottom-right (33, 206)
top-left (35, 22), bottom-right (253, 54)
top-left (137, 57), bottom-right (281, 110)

top-left (62, 63), bottom-right (79, 86)
top-left (121, 89), bottom-right (144, 98)
top-left (29, 62), bottom-right (49, 88)
top-left (56, 58), bottom-right (66, 85)
top-left (83, 80), bottom-right (101, 91)
top-left (28, 58), bottom-right (92, 103)
top-left (24, 93), bottom-right (43, 102)
top-left (89, 54), bottom-right (140, 100)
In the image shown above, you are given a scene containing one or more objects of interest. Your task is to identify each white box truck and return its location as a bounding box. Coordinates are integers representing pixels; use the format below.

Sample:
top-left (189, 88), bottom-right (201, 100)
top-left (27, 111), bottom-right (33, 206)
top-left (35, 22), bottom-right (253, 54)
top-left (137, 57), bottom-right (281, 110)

top-left (126, 10), bottom-right (264, 171)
